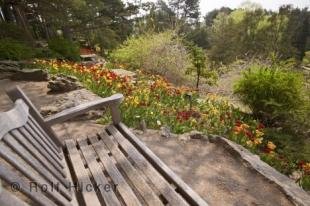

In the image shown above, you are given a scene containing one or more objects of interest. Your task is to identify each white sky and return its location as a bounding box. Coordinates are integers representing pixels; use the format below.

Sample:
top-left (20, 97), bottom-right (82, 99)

top-left (126, 0), bottom-right (310, 16)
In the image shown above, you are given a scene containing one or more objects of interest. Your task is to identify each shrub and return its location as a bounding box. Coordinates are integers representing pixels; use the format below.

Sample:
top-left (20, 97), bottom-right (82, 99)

top-left (0, 23), bottom-right (32, 44)
top-left (0, 38), bottom-right (34, 60)
top-left (48, 38), bottom-right (80, 61)
top-left (110, 31), bottom-right (191, 85)
top-left (234, 65), bottom-right (305, 123)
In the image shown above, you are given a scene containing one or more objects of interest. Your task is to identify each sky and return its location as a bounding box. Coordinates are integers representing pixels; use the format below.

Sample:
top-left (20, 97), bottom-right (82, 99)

top-left (127, 0), bottom-right (310, 16)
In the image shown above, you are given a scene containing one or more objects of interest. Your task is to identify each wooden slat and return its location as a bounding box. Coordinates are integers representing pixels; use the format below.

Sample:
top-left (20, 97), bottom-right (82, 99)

top-left (107, 125), bottom-right (190, 206)
top-left (96, 133), bottom-right (164, 206)
top-left (118, 123), bottom-right (209, 206)
top-left (22, 124), bottom-right (64, 167)
top-left (0, 188), bottom-right (30, 206)
top-left (27, 119), bottom-right (63, 160)
top-left (89, 137), bottom-right (141, 206)
top-left (2, 135), bottom-right (72, 202)
top-left (65, 139), bottom-right (101, 206)
top-left (11, 129), bottom-right (68, 185)
top-left (45, 94), bottom-right (123, 125)
top-left (62, 148), bottom-right (80, 206)
top-left (0, 99), bottom-right (28, 139)
top-left (28, 115), bottom-right (61, 153)
top-left (78, 139), bottom-right (122, 206)
top-left (6, 86), bottom-right (63, 148)
top-left (0, 161), bottom-right (58, 206)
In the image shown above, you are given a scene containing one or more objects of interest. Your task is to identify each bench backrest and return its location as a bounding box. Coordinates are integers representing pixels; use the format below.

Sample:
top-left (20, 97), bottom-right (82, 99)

top-left (0, 99), bottom-right (73, 206)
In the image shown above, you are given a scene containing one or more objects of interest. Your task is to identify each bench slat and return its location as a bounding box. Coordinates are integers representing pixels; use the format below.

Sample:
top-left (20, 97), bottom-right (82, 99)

top-left (97, 132), bottom-right (164, 206)
top-left (65, 139), bottom-right (101, 206)
top-left (3, 135), bottom-right (72, 202)
top-left (0, 163), bottom-right (57, 206)
top-left (0, 187), bottom-right (30, 206)
top-left (107, 125), bottom-right (189, 206)
top-left (28, 115), bottom-right (61, 154)
top-left (11, 129), bottom-right (68, 186)
top-left (90, 136), bottom-right (147, 206)
top-left (23, 123), bottom-right (64, 168)
top-left (77, 139), bottom-right (122, 206)
top-left (27, 118), bottom-right (63, 161)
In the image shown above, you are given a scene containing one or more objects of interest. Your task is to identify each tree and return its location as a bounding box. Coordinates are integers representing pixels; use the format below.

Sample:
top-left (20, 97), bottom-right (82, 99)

top-left (169, 0), bottom-right (200, 25)
top-left (204, 7), bottom-right (232, 26)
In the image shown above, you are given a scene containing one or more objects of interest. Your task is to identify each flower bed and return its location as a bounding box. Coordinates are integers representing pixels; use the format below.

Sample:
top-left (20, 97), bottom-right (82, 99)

top-left (36, 59), bottom-right (310, 190)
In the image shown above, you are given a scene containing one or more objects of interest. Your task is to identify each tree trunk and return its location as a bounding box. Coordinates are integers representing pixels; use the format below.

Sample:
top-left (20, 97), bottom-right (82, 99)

top-left (1, 1), bottom-right (14, 22)
top-left (62, 26), bottom-right (73, 40)
top-left (196, 68), bottom-right (200, 89)
top-left (12, 2), bottom-right (34, 44)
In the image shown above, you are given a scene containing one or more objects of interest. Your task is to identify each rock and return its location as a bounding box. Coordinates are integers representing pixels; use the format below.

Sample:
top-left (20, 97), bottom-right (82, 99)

top-left (0, 60), bottom-right (20, 71)
top-left (178, 134), bottom-right (190, 141)
top-left (112, 69), bottom-right (136, 78)
top-left (208, 134), bottom-right (219, 143)
top-left (0, 61), bottom-right (21, 79)
top-left (177, 130), bottom-right (209, 142)
top-left (48, 74), bottom-right (82, 93)
top-left (188, 130), bottom-right (207, 140)
top-left (11, 69), bottom-right (48, 81)
top-left (160, 126), bottom-right (172, 138)
top-left (139, 119), bottom-right (147, 132)
top-left (289, 171), bottom-right (302, 181)
top-left (40, 105), bottom-right (59, 116)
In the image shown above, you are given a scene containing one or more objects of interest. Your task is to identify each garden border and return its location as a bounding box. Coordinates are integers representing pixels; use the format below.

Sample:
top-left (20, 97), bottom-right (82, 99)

top-left (213, 136), bottom-right (310, 206)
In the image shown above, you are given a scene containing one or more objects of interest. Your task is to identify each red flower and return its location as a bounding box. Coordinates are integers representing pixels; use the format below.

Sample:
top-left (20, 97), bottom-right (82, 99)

top-left (235, 120), bottom-right (242, 127)
top-left (257, 123), bottom-right (265, 130)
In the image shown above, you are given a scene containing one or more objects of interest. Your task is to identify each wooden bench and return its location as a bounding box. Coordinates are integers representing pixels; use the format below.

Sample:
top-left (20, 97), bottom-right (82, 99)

top-left (0, 86), bottom-right (208, 206)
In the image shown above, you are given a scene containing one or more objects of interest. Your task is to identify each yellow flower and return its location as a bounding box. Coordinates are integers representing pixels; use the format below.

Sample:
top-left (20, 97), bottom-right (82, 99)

top-left (255, 129), bottom-right (264, 137)
top-left (302, 163), bottom-right (310, 174)
top-left (254, 137), bottom-right (263, 145)
top-left (267, 141), bottom-right (276, 150)
top-left (241, 124), bottom-right (249, 129)
top-left (246, 140), bottom-right (253, 147)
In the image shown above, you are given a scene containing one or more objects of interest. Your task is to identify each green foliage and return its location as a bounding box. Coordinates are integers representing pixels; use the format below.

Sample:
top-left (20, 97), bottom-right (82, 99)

top-left (234, 65), bottom-right (305, 123)
top-left (0, 38), bottom-right (34, 60)
top-left (110, 31), bottom-right (191, 84)
top-left (300, 175), bottom-right (310, 191)
top-left (208, 6), bottom-right (309, 64)
top-left (48, 38), bottom-right (80, 61)
top-left (0, 23), bottom-right (33, 44)
top-left (302, 51), bottom-right (310, 65)
top-left (185, 43), bottom-right (217, 87)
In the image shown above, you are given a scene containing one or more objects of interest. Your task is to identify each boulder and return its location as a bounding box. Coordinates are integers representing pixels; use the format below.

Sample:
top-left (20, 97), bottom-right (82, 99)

top-left (48, 74), bottom-right (82, 93)
top-left (188, 130), bottom-right (207, 140)
top-left (11, 69), bottom-right (48, 81)
top-left (40, 105), bottom-right (59, 116)
top-left (160, 126), bottom-right (172, 138)
top-left (178, 130), bottom-right (209, 142)
top-left (112, 69), bottom-right (136, 78)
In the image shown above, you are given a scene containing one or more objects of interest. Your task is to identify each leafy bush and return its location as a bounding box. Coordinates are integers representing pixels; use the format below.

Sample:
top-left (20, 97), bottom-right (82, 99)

top-left (302, 51), bottom-right (310, 66)
top-left (110, 31), bottom-right (191, 85)
top-left (35, 48), bottom-right (62, 59)
top-left (0, 38), bottom-right (34, 60)
top-left (234, 65), bottom-right (305, 123)
top-left (48, 38), bottom-right (80, 61)
top-left (0, 23), bottom-right (32, 44)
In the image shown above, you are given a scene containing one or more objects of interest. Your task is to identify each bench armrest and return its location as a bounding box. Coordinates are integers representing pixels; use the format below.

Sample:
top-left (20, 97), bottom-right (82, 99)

top-left (44, 93), bottom-right (124, 126)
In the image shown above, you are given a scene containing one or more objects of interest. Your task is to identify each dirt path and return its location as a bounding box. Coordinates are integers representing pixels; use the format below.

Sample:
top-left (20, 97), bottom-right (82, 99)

top-left (206, 67), bottom-right (250, 112)
top-left (0, 79), bottom-right (297, 205)
top-left (136, 129), bottom-right (295, 206)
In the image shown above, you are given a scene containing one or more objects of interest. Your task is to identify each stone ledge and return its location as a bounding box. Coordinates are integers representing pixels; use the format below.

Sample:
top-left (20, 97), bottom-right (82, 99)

top-left (215, 136), bottom-right (310, 206)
